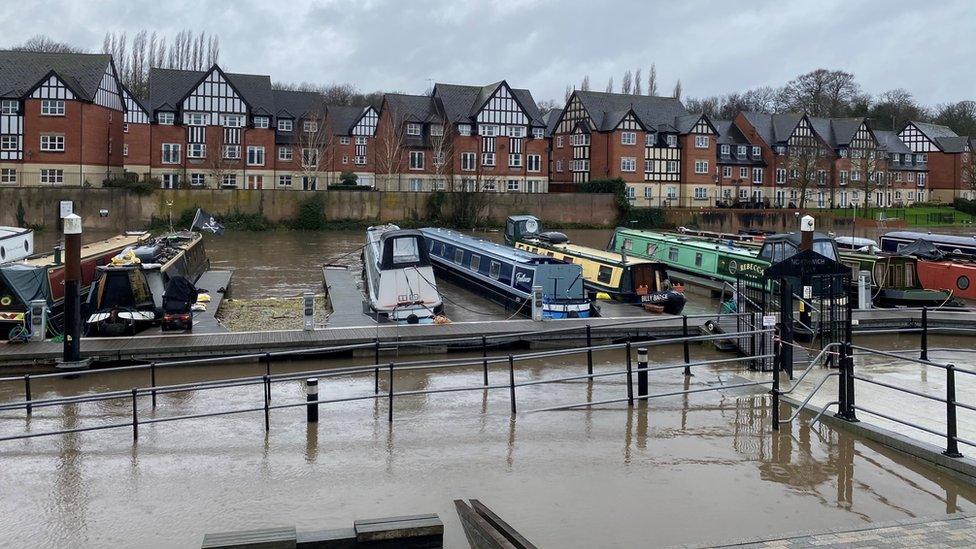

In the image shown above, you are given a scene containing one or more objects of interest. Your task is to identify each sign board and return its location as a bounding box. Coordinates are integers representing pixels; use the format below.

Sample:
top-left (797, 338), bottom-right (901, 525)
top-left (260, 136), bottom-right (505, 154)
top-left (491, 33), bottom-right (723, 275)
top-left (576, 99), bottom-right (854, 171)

top-left (803, 286), bottom-right (812, 299)
top-left (59, 201), bottom-right (73, 218)
top-left (763, 249), bottom-right (850, 278)
top-left (762, 314), bottom-right (776, 327)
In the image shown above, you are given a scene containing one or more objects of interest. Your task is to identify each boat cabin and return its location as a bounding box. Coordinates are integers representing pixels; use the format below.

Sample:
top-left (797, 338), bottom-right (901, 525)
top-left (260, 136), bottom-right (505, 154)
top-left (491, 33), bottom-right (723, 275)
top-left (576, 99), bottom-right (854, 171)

top-left (757, 232), bottom-right (839, 264)
top-left (880, 232), bottom-right (976, 258)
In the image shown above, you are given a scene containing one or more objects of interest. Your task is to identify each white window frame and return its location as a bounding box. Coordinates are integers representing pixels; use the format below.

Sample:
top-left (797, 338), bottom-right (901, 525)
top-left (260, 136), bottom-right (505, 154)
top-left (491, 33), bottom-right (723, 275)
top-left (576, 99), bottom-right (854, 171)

top-left (620, 157), bottom-right (637, 172)
top-left (752, 146), bottom-right (761, 157)
top-left (409, 151), bottom-right (425, 170)
top-left (666, 135), bottom-right (677, 148)
top-left (406, 123), bottom-right (422, 136)
top-left (187, 143), bottom-right (206, 159)
top-left (278, 146), bottom-right (293, 161)
top-left (40, 99), bottom-right (65, 116)
top-left (556, 136), bottom-right (564, 148)
top-left (507, 179), bottom-right (520, 192)
top-left (277, 119), bottom-right (293, 132)
top-left (220, 114), bottom-right (244, 128)
top-left (184, 112), bottom-right (208, 126)
top-left (667, 161), bottom-right (678, 173)
top-left (621, 131), bottom-right (637, 145)
top-left (506, 126), bottom-right (526, 138)
top-left (40, 134), bottom-right (65, 152)
top-left (223, 145), bottom-right (240, 160)
top-left (122, 123), bottom-right (129, 133)
top-left (694, 159), bottom-right (709, 174)
top-left (0, 168), bottom-right (16, 183)
top-left (723, 166), bottom-right (732, 178)
top-left (221, 174), bottom-right (238, 188)
top-left (339, 136), bottom-right (350, 145)
top-left (752, 167), bottom-right (763, 183)
top-left (508, 153), bottom-right (522, 168)
top-left (461, 152), bottom-right (476, 171)
top-left (527, 154), bottom-right (541, 172)
top-left (0, 100), bottom-right (17, 115)
top-left (694, 187), bottom-right (707, 200)
top-left (720, 144), bottom-right (730, 156)
top-left (278, 175), bottom-right (293, 187)
top-left (479, 124), bottom-right (498, 137)
top-left (740, 167), bottom-right (748, 178)
top-left (40, 168), bottom-right (64, 184)
top-left (458, 124), bottom-right (472, 136)
top-left (122, 144), bottom-right (128, 157)
top-left (246, 146), bottom-right (265, 166)
top-left (253, 116), bottom-right (270, 129)
top-left (303, 120), bottom-right (318, 133)
top-left (0, 135), bottom-right (18, 151)
top-left (695, 135), bottom-right (709, 149)
top-left (775, 168), bottom-right (786, 184)
top-left (161, 143), bottom-right (181, 164)
top-left (482, 152), bottom-right (496, 167)
top-left (190, 173), bottom-right (206, 187)
top-left (532, 128), bottom-right (544, 139)
top-left (157, 112), bottom-right (175, 125)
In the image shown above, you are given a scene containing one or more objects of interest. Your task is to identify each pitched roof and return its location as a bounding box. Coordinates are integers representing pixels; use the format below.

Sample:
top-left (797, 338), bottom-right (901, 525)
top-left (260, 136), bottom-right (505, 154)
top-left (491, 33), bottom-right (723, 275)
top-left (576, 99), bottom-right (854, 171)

top-left (543, 108), bottom-right (561, 137)
top-left (148, 66), bottom-right (275, 114)
top-left (714, 119), bottom-right (754, 146)
top-left (432, 81), bottom-right (545, 126)
top-left (382, 93), bottom-right (443, 123)
top-left (873, 130), bottom-right (911, 155)
top-left (574, 91), bottom-right (689, 132)
top-left (329, 104), bottom-right (368, 135)
top-left (272, 89), bottom-right (323, 119)
top-left (825, 117), bottom-right (865, 147)
top-left (911, 121), bottom-right (958, 139)
top-left (0, 50), bottom-right (114, 100)
top-left (934, 136), bottom-right (971, 153)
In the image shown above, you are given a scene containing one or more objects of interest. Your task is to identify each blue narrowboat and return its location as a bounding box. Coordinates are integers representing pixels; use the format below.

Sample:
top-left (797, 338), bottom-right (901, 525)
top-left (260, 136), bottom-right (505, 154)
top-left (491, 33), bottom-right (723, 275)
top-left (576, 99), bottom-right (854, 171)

top-left (419, 228), bottom-right (593, 319)
top-left (880, 231), bottom-right (976, 258)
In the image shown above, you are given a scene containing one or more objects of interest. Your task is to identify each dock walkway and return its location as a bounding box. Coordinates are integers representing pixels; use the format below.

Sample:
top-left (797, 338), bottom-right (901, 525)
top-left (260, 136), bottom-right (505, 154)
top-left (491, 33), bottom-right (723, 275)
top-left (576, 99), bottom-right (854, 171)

top-left (322, 265), bottom-right (377, 328)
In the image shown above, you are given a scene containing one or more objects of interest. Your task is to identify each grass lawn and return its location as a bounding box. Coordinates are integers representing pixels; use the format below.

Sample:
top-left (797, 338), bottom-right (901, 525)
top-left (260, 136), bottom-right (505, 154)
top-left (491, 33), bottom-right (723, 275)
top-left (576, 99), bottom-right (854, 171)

top-left (825, 205), bottom-right (976, 227)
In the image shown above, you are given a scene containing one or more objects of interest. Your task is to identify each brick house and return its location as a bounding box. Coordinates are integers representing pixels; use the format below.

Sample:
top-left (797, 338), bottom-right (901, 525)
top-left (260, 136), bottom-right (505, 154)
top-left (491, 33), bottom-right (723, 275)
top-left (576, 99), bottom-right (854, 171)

top-left (714, 119), bottom-right (766, 205)
top-left (326, 104), bottom-right (379, 188)
top-left (0, 50), bottom-right (126, 187)
top-left (898, 121), bottom-right (971, 203)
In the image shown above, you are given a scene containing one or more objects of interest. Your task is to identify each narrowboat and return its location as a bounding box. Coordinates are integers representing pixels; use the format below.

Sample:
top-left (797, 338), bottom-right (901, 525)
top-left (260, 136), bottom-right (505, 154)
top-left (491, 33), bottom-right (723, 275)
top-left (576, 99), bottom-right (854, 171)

top-left (0, 232), bottom-right (150, 339)
top-left (420, 227), bottom-right (593, 319)
top-left (890, 238), bottom-right (976, 301)
top-left (880, 231), bottom-right (976, 258)
top-left (0, 226), bottom-right (33, 264)
top-left (363, 225), bottom-right (442, 324)
top-left (505, 216), bottom-right (685, 314)
top-left (84, 231), bottom-right (209, 335)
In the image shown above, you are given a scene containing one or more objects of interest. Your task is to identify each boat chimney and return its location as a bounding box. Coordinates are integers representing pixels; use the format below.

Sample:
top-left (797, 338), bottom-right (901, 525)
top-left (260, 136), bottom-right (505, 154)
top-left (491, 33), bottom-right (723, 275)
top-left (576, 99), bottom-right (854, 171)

top-left (621, 247), bottom-right (628, 265)
top-left (53, 245), bottom-right (62, 265)
top-left (800, 215), bottom-right (814, 251)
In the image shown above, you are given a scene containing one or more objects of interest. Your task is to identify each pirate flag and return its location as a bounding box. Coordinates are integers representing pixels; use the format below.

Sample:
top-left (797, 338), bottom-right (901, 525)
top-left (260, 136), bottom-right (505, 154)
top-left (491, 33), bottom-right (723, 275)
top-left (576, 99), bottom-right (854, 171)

top-left (190, 208), bottom-right (225, 235)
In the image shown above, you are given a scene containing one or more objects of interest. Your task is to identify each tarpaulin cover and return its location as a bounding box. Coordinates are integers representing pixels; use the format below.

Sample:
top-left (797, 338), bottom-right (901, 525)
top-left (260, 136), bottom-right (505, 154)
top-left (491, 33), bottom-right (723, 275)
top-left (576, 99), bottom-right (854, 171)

top-left (897, 239), bottom-right (945, 261)
top-left (0, 264), bottom-right (51, 306)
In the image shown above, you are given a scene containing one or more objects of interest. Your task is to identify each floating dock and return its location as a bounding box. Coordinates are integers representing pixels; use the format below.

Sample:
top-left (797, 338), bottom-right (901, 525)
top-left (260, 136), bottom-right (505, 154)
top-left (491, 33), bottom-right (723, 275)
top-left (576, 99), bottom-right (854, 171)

top-left (322, 265), bottom-right (378, 328)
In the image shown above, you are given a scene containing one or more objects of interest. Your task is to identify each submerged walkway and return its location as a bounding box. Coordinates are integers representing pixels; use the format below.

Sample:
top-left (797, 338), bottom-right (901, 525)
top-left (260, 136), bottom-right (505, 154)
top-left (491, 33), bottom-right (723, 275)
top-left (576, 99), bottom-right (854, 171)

top-left (703, 513), bottom-right (976, 548)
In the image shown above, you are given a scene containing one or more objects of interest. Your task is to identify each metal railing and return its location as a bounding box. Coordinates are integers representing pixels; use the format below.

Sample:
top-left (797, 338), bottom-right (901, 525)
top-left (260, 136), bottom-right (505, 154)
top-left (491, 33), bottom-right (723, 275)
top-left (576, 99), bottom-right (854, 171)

top-left (0, 326), bottom-right (775, 443)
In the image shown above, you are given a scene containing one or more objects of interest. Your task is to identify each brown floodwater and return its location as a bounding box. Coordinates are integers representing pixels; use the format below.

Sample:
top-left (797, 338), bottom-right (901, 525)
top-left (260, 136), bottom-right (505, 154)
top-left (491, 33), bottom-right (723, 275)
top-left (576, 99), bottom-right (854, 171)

top-left (1, 337), bottom-right (974, 547)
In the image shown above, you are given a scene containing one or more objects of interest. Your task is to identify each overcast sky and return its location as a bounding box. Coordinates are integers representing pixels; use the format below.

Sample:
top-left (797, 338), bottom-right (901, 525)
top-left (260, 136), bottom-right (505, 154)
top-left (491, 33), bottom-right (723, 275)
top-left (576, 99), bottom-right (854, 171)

top-left (2, 0), bottom-right (973, 106)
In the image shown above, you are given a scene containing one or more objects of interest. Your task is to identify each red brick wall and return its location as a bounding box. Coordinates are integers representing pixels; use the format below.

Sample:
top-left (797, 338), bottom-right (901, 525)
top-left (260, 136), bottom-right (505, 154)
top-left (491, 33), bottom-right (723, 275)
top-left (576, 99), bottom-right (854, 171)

top-left (549, 134), bottom-right (571, 182)
top-left (927, 151), bottom-right (960, 191)
top-left (21, 99), bottom-right (123, 168)
top-left (679, 133), bottom-right (717, 186)
top-left (124, 123), bottom-right (152, 166)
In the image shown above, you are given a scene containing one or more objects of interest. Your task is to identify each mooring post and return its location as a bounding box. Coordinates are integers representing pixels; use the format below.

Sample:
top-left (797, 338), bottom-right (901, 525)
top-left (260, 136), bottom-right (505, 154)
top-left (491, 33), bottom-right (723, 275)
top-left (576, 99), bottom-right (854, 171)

top-left (944, 363), bottom-right (962, 458)
top-left (482, 335), bottom-right (489, 386)
top-left (131, 388), bottom-right (138, 441)
top-left (24, 375), bottom-right (31, 416)
top-left (374, 366), bottom-right (379, 395)
top-left (771, 339), bottom-right (780, 431)
top-left (836, 342), bottom-right (849, 418)
top-left (682, 315), bottom-right (692, 376)
top-left (263, 375), bottom-right (270, 432)
top-left (306, 378), bottom-right (319, 423)
top-left (845, 342), bottom-right (857, 421)
top-left (625, 345), bottom-right (634, 406)
top-left (920, 307), bottom-right (929, 361)
top-left (508, 355), bottom-right (516, 415)
top-left (150, 362), bottom-right (157, 408)
top-left (586, 325), bottom-right (593, 376)
top-left (388, 363), bottom-right (394, 423)
top-left (637, 347), bottom-right (648, 400)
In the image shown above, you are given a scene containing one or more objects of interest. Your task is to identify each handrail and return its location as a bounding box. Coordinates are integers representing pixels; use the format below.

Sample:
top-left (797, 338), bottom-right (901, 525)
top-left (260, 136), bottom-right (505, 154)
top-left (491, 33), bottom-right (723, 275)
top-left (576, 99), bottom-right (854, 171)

top-left (780, 342), bottom-right (842, 396)
top-left (779, 371), bottom-right (839, 425)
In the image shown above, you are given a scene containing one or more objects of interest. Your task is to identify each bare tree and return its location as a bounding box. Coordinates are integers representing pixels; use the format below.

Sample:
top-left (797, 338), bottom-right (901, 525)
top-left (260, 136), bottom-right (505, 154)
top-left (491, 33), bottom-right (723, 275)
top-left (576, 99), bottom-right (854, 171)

top-left (786, 145), bottom-right (826, 209)
top-left (580, 75), bottom-right (590, 92)
top-left (963, 151), bottom-right (976, 200)
top-left (633, 68), bottom-right (642, 95)
top-left (536, 99), bottom-right (560, 115)
top-left (296, 102), bottom-right (331, 189)
top-left (850, 149), bottom-right (884, 209)
top-left (605, 76), bottom-right (614, 93)
top-left (647, 64), bottom-right (658, 96)
top-left (375, 101), bottom-right (407, 191)
top-left (564, 85), bottom-right (572, 103)
top-left (103, 29), bottom-right (220, 99)
top-left (778, 69), bottom-right (861, 117)
top-left (672, 79), bottom-right (682, 101)
top-left (621, 70), bottom-right (632, 94)
top-left (205, 123), bottom-right (230, 188)
top-left (14, 35), bottom-right (85, 53)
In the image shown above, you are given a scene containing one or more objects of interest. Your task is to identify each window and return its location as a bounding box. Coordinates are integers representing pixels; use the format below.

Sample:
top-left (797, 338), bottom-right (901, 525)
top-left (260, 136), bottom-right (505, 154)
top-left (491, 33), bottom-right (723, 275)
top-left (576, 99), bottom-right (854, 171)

top-left (40, 99), bottom-right (65, 116)
top-left (303, 120), bottom-right (318, 133)
top-left (161, 143), bottom-right (181, 164)
top-left (184, 112), bottom-right (207, 126)
top-left (668, 247), bottom-right (679, 261)
top-left (483, 179), bottom-right (497, 191)
top-left (123, 123), bottom-right (129, 133)
top-left (40, 169), bottom-right (63, 184)
top-left (667, 161), bottom-right (678, 173)
top-left (355, 156), bottom-right (366, 165)
top-left (842, 170), bottom-right (851, 183)
top-left (622, 239), bottom-right (633, 251)
top-left (247, 146), bottom-right (265, 166)
top-left (157, 112), bottom-right (175, 125)
top-left (817, 170), bottom-right (826, 183)
top-left (570, 133), bottom-right (590, 146)
top-left (507, 179), bottom-right (520, 192)
top-left (620, 157), bottom-right (637, 172)
top-left (188, 143), bottom-right (205, 158)
top-left (752, 146), bottom-right (761, 157)
top-left (406, 123), bottom-right (422, 136)
top-left (695, 252), bottom-right (703, 267)
top-left (0, 168), bottom-right (16, 184)
top-left (532, 128), bottom-right (544, 139)
top-left (695, 135), bottom-right (709, 148)
top-left (461, 152), bottom-right (476, 171)
top-left (221, 174), bottom-right (237, 188)
top-left (646, 243), bottom-right (657, 256)
top-left (506, 126), bottom-right (526, 138)
top-left (508, 154), bottom-right (522, 168)
top-left (556, 160), bottom-right (564, 172)
top-left (489, 261), bottom-right (501, 279)
top-left (482, 152), bottom-right (495, 166)
top-left (409, 178), bottom-right (423, 192)
top-left (278, 175), bottom-right (292, 187)
top-left (454, 248), bottom-right (463, 264)
top-left (666, 186), bottom-right (677, 199)
top-left (740, 167), bottom-right (748, 178)
top-left (720, 144), bottom-right (730, 156)
top-left (458, 124), bottom-right (472, 136)
top-left (621, 131), bottom-right (637, 145)
top-left (253, 116), bottom-right (270, 129)
top-left (409, 151), bottom-right (424, 170)
top-left (479, 124), bottom-right (498, 137)
top-left (644, 187), bottom-right (652, 199)
top-left (0, 100), bottom-right (17, 114)
top-left (339, 136), bottom-right (350, 145)
top-left (917, 173), bottom-right (927, 186)
top-left (355, 136), bottom-right (367, 146)
top-left (469, 254), bottom-right (481, 272)
top-left (776, 168), bottom-right (786, 184)
top-left (723, 166), bottom-right (732, 178)
top-left (907, 171), bottom-right (915, 182)
top-left (223, 145), bottom-right (240, 159)
top-left (645, 134), bottom-right (656, 146)
top-left (278, 119), bottom-right (293, 132)
top-left (916, 154), bottom-right (925, 164)
top-left (597, 265), bottom-right (613, 284)
top-left (221, 114), bottom-right (244, 127)
top-left (737, 145), bottom-right (747, 157)
top-left (278, 146), bottom-right (293, 161)
top-left (694, 160), bottom-right (708, 174)
top-left (190, 173), bottom-right (206, 187)
top-left (752, 168), bottom-right (763, 183)
top-left (740, 188), bottom-right (749, 199)
top-left (40, 134), bottom-right (65, 152)
top-left (556, 136), bottom-right (564, 148)
top-left (694, 187), bottom-right (707, 199)
top-left (527, 154), bottom-right (541, 172)
top-left (341, 155), bottom-right (349, 165)
top-left (302, 148), bottom-right (318, 168)
top-left (0, 135), bottom-right (17, 151)
top-left (840, 148), bottom-right (849, 158)
top-left (666, 135), bottom-right (677, 147)
top-left (775, 146), bottom-right (786, 155)
top-left (122, 144), bottom-right (128, 157)
top-left (427, 124), bottom-right (443, 137)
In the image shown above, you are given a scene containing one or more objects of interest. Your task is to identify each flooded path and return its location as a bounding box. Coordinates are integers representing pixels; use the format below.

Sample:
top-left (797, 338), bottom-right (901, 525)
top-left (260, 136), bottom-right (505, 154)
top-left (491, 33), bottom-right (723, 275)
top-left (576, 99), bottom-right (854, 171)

top-left (1, 339), bottom-right (973, 547)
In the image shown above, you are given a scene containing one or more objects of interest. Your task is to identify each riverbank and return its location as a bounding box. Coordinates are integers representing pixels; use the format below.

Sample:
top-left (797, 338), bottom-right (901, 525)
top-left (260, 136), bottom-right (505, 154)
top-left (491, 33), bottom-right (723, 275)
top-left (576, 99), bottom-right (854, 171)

top-left (216, 295), bottom-right (331, 332)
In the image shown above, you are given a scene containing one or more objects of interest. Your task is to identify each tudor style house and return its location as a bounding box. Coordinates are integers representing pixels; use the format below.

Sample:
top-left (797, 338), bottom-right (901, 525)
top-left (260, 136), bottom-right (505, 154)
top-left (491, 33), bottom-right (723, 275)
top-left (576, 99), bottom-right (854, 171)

top-left (898, 121), bottom-right (974, 203)
top-left (327, 104), bottom-right (379, 188)
top-left (373, 81), bottom-right (549, 193)
top-left (549, 91), bottom-right (716, 207)
top-left (0, 50), bottom-right (126, 187)
top-left (714, 119), bottom-right (766, 205)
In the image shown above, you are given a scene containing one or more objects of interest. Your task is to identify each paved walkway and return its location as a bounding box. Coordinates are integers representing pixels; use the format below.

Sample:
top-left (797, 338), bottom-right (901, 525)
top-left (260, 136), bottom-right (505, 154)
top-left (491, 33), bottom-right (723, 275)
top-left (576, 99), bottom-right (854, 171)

top-left (704, 513), bottom-right (976, 548)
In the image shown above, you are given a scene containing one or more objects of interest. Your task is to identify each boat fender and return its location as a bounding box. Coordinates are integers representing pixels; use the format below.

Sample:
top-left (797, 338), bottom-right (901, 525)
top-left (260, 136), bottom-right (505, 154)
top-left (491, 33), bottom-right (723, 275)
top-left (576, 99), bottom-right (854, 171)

top-left (595, 292), bottom-right (611, 300)
top-left (407, 314), bottom-right (420, 324)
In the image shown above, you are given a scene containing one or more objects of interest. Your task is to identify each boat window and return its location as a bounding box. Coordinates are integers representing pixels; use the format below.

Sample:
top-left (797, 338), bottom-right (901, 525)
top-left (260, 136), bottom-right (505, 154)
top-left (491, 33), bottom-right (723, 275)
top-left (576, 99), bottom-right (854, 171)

top-left (958, 276), bottom-right (970, 290)
top-left (454, 248), bottom-right (464, 264)
top-left (694, 252), bottom-right (703, 267)
top-left (442, 245), bottom-right (450, 258)
top-left (428, 239), bottom-right (435, 252)
top-left (905, 263), bottom-right (916, 287)
top-left (668, 247), bottom-right (678, 262)
top-left (547, 252), bottom-right (554, 257)
top-left (646, 243), bottom-right (657, 256)
top-left (489, 260), bottom-right (501, 279)
top-left (623, 239), bottom-right (633, 251)
top-left (392, 237), bottom-right (420, 264)
top-left (563, 256), bottom-right (573, 263)
top-left (470, 254), bottom-right (481, 272)
top-left (597, 265), bottom-right (613, 284)
top-left (813, 240), bottom-right (837, 260)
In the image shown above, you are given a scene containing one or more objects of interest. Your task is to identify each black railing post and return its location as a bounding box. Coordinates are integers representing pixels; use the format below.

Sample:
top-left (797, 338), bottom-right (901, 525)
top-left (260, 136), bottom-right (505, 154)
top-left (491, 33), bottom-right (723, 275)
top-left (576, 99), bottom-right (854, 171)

top-left (836, 342), bottom-right (849, 419)
top-left (374, 340), bottom-right (380, 366)
top-left (388, 363), bottom-right (394, 423)
top-left (264, 352), bottom-right (271, 378)
top-left (263, 375), bottom-right (270, 432)
top-left (682, 315), bottom-right (692, 376)
top-left (131, 388), bottom-right (138, 441)
top-left (637, 347), bottom-right (648, 400)
top-left (482, 335), bottom-right (489, 386)
top-left (944, 363), bottom-right (962, 458)
top-left (24, 375), bottom-right (31, 416)
top-left (374, 366), bottom-right (379, 395)
top-left (306, 378), bottom-right (319, 423)
top-left (625, 345), bottom-right (634, 406)
top-left (150, 362), bottom-right (157, 408)
top-left (508, 355), bottom-right (516, 415)
top-left (920, 307), bottom-right (929, 361)
top-left (771, 338), bottom-right (780, 431)
top-left (586, 325), bottom-right (593, 376)
top-left (845, 343), bottom-right (857, 421)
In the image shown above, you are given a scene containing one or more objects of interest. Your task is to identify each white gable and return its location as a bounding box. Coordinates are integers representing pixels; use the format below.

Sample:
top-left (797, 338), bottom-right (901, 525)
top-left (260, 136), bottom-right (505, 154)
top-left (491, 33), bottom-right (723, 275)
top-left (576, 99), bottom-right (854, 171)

top-left (180, 69), bottom-right (247, 118)
top-left (30, 75), bottom-right (75, 100)
top-left (352, 107), bottom-right (378, 136)
top-left (898, 123), bottom-right (936, 153)
top-left (94, 65), bottom-right (124, 112)
top-left (123, 88), bottom-right (150, 124)
top-left (476, 83), bottom-right (528, 125)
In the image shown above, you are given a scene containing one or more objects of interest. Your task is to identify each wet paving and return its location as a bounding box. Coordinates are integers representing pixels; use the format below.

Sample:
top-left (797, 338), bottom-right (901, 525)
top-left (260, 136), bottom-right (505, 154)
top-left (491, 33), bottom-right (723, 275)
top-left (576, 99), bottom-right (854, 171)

top-left (1, 343), bottom-right (974, 547)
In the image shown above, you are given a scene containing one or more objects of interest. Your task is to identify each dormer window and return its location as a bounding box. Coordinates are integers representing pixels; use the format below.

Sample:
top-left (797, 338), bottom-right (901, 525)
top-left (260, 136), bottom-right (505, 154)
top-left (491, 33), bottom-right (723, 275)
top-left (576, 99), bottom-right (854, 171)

top-left (720, 144), bottom-right (730, 156)
top-left (532, 128), bottom-right (544, 139)
top-left (184, 112), bottom-right (208, 126)
top-left (430, 124), bottom-right (444, 137)
top-left (479, 124), bottom-right (498, 137)
top-left (458, 124), bottom-right (472, 136)
top-left (839, 148), bottom-right (848, 157)
top-left (737, 145), bottom-right (747, 157)
top-left (0, 100), bottom-right (18, 115)
top-left (775, 146), bottom-right (786, 155)
top-left (506, 126), bottom-right (526, 138)
top-left (157, 112), bottom-right (175, 125)
top-left (303, 120), bottom-right (318, 133)
top-left (278, 119), bottom-right (293, 132)
top-left (406, 123), bottom-right (422, 136)
top-left (253, 116), bottom-right (270, 129)
top-left (666, 135), bottom-right (677, 148)
top-left (752, 146), bottom-right (761, 157)
top-left (646, 133), bottom-right (656, 146)
top-left (220, 114), bottom-right (244, 127)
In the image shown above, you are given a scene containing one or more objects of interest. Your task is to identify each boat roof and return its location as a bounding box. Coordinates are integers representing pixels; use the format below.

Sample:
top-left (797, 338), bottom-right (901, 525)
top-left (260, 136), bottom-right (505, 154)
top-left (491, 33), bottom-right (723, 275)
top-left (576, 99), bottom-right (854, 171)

top-left (21, 232), bottom-right (150, 267)
top-left (0, 226), bottom-right (31, 239)
top-left (882, 231), bottom-right (976, 246)
top-left (526, 240), bottom-right (656, 266)
top-left (762, 232), bottom-right (835, 245)
top-left (836, 236), bottom-right (878, 247)
top-left (616, 228), bottom-right (759, 257)
top-left (421, 227), bottom-right (556, 264)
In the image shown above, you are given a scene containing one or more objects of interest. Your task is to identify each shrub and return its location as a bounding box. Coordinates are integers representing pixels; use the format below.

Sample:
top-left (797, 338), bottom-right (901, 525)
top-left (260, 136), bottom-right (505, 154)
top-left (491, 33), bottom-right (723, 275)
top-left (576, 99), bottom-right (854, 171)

top-left (339, 171), bottom-right (359, 185)
top-left (103, 173), bottom-right (157, 195)
top-left (578, 178), bottom-right (630, 222)
top-left (290, 194), bottom-right (327, 230)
